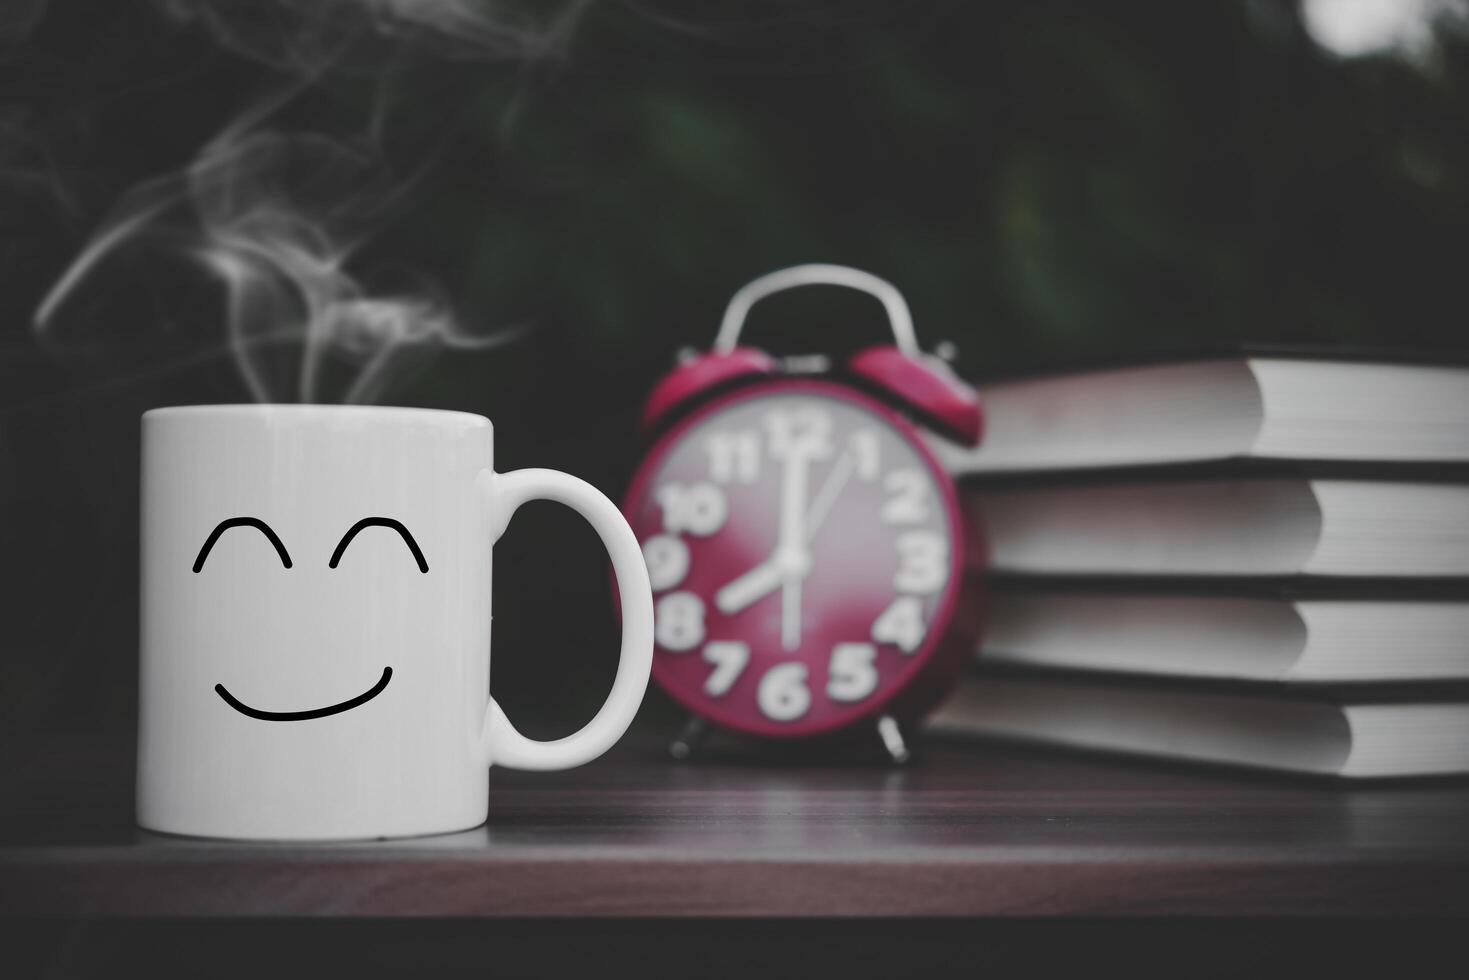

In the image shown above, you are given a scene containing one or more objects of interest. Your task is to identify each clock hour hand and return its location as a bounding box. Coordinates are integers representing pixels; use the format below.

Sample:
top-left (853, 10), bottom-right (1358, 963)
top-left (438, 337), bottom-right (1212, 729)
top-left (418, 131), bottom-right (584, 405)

top-left (715, 559), bottom-right (783, 614)
top-left (716, 547), bottom-right (810, 615)
top-left (711, 555), bottom-right (774, 614)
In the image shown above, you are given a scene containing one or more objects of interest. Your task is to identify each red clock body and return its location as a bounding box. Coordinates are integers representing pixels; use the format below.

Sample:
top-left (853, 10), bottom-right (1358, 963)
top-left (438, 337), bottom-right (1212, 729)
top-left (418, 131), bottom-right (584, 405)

top-left (624, 379), bottom-right (981, 739)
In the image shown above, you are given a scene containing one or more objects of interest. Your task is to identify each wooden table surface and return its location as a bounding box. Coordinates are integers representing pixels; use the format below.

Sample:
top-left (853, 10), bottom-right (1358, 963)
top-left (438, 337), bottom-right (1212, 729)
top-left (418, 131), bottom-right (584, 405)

top-left (2, 730), bottom-right (1467, 918)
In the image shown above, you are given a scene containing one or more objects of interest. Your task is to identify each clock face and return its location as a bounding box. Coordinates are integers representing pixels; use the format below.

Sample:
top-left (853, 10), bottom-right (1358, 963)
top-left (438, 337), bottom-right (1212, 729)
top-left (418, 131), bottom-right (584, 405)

top-left (625, 381), bottom-right (963, 737)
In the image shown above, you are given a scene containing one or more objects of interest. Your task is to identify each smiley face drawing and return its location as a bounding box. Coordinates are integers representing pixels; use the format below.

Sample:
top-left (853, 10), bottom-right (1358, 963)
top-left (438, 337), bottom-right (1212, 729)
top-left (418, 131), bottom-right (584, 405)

top-left (138, 405), bottom-right (653, 842)
top-left (191, 516), bottom-right (429, 721)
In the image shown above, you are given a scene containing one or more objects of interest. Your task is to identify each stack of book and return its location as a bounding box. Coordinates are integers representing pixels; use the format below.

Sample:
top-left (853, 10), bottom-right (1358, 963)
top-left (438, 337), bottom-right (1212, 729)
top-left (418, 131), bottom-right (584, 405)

top-left (925, 352), bottom-right (1469, 778)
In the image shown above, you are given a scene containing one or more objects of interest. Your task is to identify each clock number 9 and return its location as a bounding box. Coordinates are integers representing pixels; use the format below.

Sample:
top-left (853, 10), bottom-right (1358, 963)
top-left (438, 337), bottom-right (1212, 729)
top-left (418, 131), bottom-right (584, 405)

top-left (641, 534), bottom-right (690, 592)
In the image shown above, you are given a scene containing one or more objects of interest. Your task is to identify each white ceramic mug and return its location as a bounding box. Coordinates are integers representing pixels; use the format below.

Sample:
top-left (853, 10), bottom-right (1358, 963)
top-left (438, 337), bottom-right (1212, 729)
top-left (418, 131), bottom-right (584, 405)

top-left (137, 405), bottom-right (653, 841)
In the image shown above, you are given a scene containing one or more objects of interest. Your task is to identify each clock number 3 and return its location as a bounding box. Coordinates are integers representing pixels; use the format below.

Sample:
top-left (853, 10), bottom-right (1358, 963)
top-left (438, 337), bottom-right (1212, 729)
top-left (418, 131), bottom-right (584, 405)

top-left (894, 531), bottom-right (948, 595)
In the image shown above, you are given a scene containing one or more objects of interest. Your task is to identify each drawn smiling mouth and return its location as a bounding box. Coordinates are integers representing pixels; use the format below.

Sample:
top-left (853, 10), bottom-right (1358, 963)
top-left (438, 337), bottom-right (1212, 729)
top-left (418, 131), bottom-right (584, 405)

top-left (215, 666), bottom-right (393, 721)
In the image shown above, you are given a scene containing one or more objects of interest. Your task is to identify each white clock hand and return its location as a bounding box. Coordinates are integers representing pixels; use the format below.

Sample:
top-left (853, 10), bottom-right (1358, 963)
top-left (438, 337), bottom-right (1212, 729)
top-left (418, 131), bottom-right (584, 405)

top-left (774, 443), bottom-right (815, 651)
top-left (804, 450), bottom-right (855, 543)
top-left (716, 557), bottom-right (786, 614)
top-left (777, 446), bottom-right (810, 554)
top-left (781, 576), bottom-right (802, 651)
top-left (771, 450), bottom-right (857, 650)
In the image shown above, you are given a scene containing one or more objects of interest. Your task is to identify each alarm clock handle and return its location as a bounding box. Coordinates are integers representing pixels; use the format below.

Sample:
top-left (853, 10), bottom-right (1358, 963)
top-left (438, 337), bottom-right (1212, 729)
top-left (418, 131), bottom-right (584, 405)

top-left (475, 468), bottom-right (655, 771)
top-left (712, 263), bottom-right (920, 355)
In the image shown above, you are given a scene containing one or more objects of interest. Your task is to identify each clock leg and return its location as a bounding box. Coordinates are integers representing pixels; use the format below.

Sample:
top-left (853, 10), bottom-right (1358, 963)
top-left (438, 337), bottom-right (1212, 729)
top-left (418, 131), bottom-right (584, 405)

top-left (876, 715), bottom-right (911, 765)
top-left (668, 716), bottom-right (710, 761)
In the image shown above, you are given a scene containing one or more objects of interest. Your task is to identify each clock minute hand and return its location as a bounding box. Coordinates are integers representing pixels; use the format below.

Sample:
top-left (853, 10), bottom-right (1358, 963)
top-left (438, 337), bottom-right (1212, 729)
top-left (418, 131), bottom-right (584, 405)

top-left (775, 445), bottom-right (815, 652)
top-left (777, 445), bottom-right (810, 554)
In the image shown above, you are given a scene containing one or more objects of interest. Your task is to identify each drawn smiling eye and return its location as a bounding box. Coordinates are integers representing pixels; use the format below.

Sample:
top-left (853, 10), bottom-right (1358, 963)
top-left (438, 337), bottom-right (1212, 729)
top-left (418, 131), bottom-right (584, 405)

top-left (329, 517), bottom-right (429, 573)
top-left (192, 517), bottom-right (293, 572)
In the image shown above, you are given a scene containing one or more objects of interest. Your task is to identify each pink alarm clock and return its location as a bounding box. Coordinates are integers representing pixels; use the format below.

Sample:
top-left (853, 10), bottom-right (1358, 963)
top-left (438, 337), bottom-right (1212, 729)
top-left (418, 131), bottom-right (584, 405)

top-left (624, 265), bottom-right (986, 753)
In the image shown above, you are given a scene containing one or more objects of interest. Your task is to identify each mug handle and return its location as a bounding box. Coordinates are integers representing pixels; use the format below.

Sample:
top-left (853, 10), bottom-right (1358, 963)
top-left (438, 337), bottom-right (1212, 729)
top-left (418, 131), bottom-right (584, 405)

top-left (475, 468), bottom-right (654, 770)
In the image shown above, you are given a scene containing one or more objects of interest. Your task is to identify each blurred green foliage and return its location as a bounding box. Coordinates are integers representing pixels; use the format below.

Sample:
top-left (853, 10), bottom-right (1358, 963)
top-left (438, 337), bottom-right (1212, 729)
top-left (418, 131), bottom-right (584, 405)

top-left (8, 1), bottom-right (1469, 380)
top-left (386, 0), bottom-right (1469, 375)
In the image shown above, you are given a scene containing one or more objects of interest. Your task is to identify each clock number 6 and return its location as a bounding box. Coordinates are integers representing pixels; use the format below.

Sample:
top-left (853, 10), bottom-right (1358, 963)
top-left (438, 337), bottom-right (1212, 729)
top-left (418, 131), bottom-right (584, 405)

top-left (757, 662), bottom-right (811, 722)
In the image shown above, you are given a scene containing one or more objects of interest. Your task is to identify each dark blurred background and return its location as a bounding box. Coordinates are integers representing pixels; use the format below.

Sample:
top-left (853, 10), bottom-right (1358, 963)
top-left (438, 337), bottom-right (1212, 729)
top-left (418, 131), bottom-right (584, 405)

top-left (3, 0), bottom-right (1468, 740)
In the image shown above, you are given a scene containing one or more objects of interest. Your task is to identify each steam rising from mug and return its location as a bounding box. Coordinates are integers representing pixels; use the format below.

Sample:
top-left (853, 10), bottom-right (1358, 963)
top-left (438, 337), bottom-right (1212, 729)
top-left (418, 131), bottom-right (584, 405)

top-left (157, 0), bottom-right (592, 70)
top-left (31, 0), bottom-right (593, 404)
top-left (35, 116), bottom-right (515, 405)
